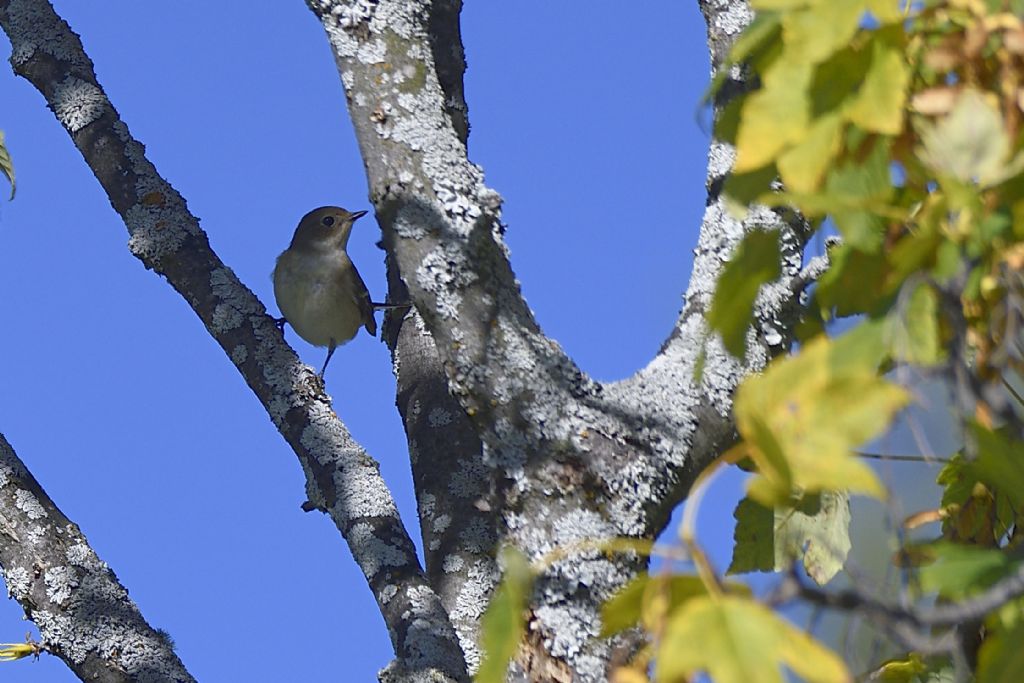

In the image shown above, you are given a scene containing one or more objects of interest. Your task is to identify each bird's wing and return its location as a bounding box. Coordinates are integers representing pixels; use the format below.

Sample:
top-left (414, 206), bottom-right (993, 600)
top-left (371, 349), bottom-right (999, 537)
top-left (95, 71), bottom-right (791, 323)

top-left (347, 265), bottom-right (378, 338)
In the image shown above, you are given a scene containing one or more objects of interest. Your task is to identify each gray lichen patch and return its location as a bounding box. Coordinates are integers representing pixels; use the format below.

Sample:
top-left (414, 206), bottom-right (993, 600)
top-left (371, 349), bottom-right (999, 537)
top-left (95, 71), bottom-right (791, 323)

top-left (380, 584), bottom-right (399, 604)
top-left (297, 404), bottom-right (400, 524)
top-left (230, 344), bottom-right (249, 365)
top-left (51, 76), bottom-right (108, 132)
top-left (331, 457), bottom-right (399, 523)
top-left (427, 407), bottom-right (452, 427)
top-left (211, 303), bottom-right (244, 333)
top-left (13, 489), bottom-right (47, 520)
top-left (5, 0), bottom-right (92, 68)
top-left (348, 522), bottom-right (409, 579)
top-left (415, 244), bottom-right (477, 320)
top-left (400, 583), bottom-right (463, 668)
top-left (532, 601), bottom-right (609, 682)
top-left (711, 0), bottom-right (754, 37)
top-left (208, 267), bottom-right (261, 334)
top-left (65, 542), bottom-right (104, 571)
top-left (44, 565), bottom-right (79, 607)
top-left (2, 566), bottom-right (31, 599)
top-left (124, 210), bottom-right (191, 266)
top-left (447, 457), bottom-right (486, 499)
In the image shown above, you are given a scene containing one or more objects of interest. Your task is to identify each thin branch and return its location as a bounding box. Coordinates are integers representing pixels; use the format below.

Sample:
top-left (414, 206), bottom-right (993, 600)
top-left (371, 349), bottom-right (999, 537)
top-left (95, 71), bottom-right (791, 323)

top-left (0, 433), bottom-right (195, 682)
top-left (0, 1), bottom-right (465, 679)
top-left (855, 451), bottom-right (952, 464)
top-left (782, 561), bottom-right (1024, 656)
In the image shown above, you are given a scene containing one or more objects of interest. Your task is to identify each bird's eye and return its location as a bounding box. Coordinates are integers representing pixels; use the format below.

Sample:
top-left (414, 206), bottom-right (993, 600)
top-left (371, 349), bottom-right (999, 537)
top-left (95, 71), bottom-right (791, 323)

top-left (321, 216), bottom-right (336, 227)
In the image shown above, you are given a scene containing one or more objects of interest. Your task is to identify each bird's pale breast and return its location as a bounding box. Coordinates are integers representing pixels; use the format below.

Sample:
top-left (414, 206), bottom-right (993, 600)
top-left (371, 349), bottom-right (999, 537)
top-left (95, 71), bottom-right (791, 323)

top-left (273, 250), bottom-right (362, 348)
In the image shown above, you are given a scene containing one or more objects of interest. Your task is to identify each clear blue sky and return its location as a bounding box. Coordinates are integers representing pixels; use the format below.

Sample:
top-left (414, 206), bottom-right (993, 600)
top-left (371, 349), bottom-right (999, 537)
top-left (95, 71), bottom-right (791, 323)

top-left (0, 2), bottom-right (743, 680)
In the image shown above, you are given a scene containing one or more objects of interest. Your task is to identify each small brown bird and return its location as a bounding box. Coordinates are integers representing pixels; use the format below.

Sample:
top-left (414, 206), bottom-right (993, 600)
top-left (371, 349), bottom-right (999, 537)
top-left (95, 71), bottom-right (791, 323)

top-left (273, 206), bottom-right (377, 377)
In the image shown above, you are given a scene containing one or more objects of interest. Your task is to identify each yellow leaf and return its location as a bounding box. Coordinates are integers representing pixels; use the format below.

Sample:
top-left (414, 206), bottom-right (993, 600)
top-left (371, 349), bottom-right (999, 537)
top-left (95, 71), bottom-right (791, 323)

top-left (864, 0), bottom-right (904, 23)
top-left (0, 642), bottom-right (37, 662)
top-left (656, 595), bottom-right (850, 683)
top-left (778, 112), bottom-right (844, 194)
top-left (846, 34), bottom-right (909, 135)
top-left (0, 131), bottom-right (15, 200)
top-left (871, 653), bottom-right (928, 682)
top-left (735, 58), bottom-right (812, 172)
top-left (751, 0), bottom-right (815, 8)
top-left (611, 667), bottom-right (650, 683)
top-left (782, 2), bottom-right (866, 66)
top-left (735, 322), bottom-right (905, 504)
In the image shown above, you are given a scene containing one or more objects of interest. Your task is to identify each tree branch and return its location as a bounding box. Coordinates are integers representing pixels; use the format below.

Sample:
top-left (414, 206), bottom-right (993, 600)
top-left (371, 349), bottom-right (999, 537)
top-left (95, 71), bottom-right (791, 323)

top-left (382, 300), bottom-right (499, 673)
top-left (780, 562), bottom-right (1024, 658)
top-left (0, 1), bottom-right (466, 679)
top-left (304, 0), bottom-right (821, 677)
top-left (0, 433), bottom-right (195, 682)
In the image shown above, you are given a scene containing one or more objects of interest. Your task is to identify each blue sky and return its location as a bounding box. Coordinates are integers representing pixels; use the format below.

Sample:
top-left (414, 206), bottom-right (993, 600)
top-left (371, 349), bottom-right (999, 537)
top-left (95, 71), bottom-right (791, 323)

top-left (0, 2), bottom-right (779, 680)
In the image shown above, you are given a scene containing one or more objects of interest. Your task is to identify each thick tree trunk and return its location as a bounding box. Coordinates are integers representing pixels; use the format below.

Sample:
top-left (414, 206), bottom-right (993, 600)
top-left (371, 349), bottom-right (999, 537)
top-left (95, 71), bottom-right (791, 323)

top-left (306, 0), bottom-right (813, 680)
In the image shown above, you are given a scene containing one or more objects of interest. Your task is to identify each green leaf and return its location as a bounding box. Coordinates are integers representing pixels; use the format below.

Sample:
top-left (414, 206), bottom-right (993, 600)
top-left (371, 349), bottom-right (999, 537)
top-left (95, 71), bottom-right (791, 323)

top-left (917, 542), bottom-right (1018, 599)
top-left (730, 12), bottom-right (784, 66)
top-left (824, 137), bottom-right (893, 252)
top-left (846, 32), bottom-right (909, 135)
top-left (971, 425), bottom-right (1024, 511)
top-left (936, 453), bottom-right (1006, 544)
top-left (707, 229), bottom-right (782, 359)
top-left (723, 163), bottom-right (777, 219)
top-left (729, 497), bottom-right (775, 576)
top-left (656, 595), bottom-right (850, 683)
top-left (885, 282), bottom-right (944, 365)
top-left (871, 654), bottom-right (929, 683)
top-left (706, 12), bottom-right (784, 103)
top-left (0, 131), bottom-right (15, 200)
top-left (600, 573), bottom-right (709, 637)
top-left (817, 244), bottom-right (890, 317)
top-left (979, 621), bottom-right (1024, 683)
top-left (476, 548), bottom-right (533, 683)
top-left (810, 45), bottom-right (872, 118)
top-left (729, 493), bottom-right (851, 585)
top-left (919, 89), bottom-right (1010, 185)
top-left (736, 321), bottom-right (903, 504)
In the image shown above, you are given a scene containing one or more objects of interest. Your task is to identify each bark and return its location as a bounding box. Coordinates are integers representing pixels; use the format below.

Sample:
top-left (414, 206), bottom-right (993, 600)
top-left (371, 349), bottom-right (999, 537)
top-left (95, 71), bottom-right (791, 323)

top-left (0, 0), bottom-right (823, 681)
top-left (0, 0), bottom-right (465, 680)
top-left (0, 433), bottom-right (194, 682)
top-left (306, 0), bottom-right (813, 680)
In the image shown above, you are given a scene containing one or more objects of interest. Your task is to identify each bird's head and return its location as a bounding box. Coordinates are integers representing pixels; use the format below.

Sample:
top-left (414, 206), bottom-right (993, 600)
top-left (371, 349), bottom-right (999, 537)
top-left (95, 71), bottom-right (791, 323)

top-left (290, 206), bottom-right (368, 252)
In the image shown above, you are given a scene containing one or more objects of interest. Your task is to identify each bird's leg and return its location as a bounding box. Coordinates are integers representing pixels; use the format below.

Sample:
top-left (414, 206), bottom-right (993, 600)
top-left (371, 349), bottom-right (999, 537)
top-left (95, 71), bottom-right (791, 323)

top-left (371, 301), bottom-right (412, 311)
top-left (319, 341), bottom-right (338, 378)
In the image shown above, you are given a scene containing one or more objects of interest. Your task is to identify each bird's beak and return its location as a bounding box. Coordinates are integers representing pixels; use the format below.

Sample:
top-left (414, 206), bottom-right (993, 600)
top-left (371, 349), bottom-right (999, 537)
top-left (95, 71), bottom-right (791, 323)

top-left (350, 210), bottom-right (368, 221)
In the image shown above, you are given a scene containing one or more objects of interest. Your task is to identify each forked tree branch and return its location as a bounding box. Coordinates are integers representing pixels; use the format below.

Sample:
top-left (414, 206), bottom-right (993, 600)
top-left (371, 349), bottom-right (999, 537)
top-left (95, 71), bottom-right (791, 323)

top-left (0, 1), bottom-right (466, 679)
top-left (306, 0), bottom-right (819, 678)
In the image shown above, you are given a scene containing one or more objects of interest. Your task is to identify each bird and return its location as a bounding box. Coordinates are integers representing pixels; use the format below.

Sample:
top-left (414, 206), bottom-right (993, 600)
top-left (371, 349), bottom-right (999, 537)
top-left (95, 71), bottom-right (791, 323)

top-left (273, 206), bottom-right (378, 377)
